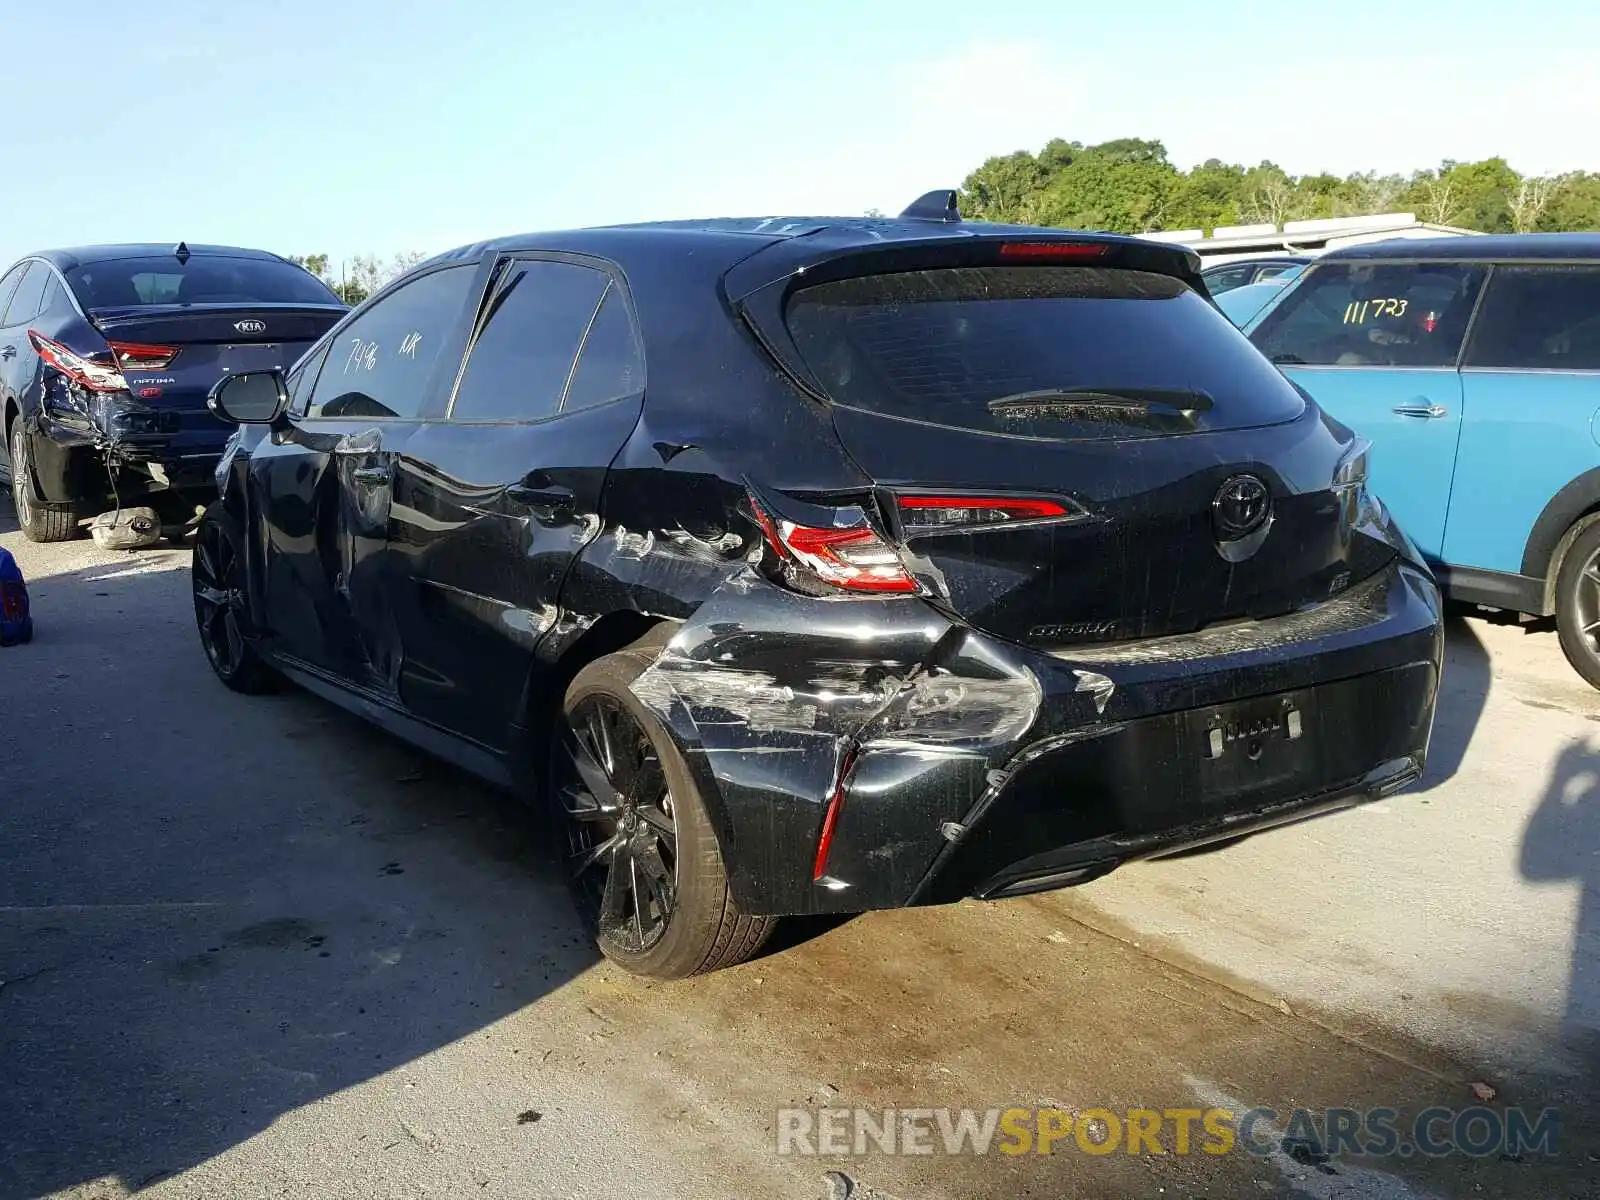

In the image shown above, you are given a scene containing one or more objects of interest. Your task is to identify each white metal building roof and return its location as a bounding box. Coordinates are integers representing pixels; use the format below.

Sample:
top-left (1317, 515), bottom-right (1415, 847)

top-left (1144, 212), bottom-right (1482, 264)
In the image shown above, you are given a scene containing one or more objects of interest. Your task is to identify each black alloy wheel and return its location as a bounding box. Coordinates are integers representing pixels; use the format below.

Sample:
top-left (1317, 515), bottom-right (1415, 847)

top-left (192, 507), bottom-right (276, 693)
top-left (555, 693), bottom-right (679, 953)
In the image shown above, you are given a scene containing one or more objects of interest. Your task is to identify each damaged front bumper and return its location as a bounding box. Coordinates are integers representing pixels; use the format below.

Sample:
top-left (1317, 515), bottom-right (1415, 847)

top-left (629, 560), bottom-right (1443, 917)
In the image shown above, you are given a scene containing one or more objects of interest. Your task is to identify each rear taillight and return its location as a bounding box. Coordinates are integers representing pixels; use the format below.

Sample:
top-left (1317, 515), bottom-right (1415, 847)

top-left (28, 331), bottom-right (127, 393)
top-left (897, 494), bottom-right (1075, 534)
top-left (999, 242), bottom-right (1111, 261)
top-left (108, 341), bottom-right (180, 371)
top-left (750, 497), bottom-right (917, 595)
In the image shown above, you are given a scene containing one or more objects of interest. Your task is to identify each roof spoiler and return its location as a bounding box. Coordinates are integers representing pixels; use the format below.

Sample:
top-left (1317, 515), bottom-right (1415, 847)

top-left (900, 190), bottom-right (961, 222)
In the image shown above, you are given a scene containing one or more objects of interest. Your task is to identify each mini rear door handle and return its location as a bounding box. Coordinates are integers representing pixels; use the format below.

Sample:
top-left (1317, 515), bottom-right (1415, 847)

top-left (0, 345), bottom-right (15, 360)
top-left (351, 465), bottom-right (391, 486)
top-left (1392, 402), bottom-right (1448, 419)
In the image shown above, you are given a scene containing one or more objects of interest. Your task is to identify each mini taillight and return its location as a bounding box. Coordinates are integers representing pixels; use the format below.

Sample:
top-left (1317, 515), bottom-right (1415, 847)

top-left (27, 331), bottom-right (128, 393)
top-left (108, 341), bottom-right (180, 371)
top-left (750, 496), bottom-right (917, 595)
top-left (999, 242), bottom-right (1111, 261)
top-left (898, 494), bottom-right (1073, 533)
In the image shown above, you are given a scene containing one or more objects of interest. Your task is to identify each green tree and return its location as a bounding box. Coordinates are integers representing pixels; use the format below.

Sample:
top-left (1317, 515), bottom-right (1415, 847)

top-left (955, 139), bottom-right (1600, 238)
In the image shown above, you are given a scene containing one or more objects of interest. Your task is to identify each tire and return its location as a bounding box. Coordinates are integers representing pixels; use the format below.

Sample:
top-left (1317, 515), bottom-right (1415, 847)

top-left (1555, 520), bottom-right (1600, 690)
top-left (192, 503), bottom-right (278, 694)
top-left (550, 644), bottom-right (776, 978)
top-left (8, 415), bottom-right (78, 543)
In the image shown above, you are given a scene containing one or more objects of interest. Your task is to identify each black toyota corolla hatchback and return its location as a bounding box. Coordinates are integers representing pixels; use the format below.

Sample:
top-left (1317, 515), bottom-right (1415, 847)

top-left (195, 196), bottom-right (1443, 978)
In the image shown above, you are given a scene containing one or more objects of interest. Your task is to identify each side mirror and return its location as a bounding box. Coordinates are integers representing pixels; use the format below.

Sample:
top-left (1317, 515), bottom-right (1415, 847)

top-left (209, 370), bottom-right (288, 424)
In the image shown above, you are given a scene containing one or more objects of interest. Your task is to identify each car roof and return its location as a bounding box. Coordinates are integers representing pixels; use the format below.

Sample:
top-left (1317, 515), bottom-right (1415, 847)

top-left (422, 215), bottom-right (1203, 280)
top-left (16, 244), bottom-right (291, 272)
top-left (1203, 255), bottom-right (1313, 269)
top-left (1321, 233), bottom-right (1600, 263)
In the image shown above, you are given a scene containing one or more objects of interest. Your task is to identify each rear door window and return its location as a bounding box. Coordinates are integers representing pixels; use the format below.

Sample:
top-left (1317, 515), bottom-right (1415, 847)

top-left (448, 259), bottom-right (610, 423)
top-left (1, 264), bottom-right (47, 327)
top-left (1250, 261), bottom-right (1487, 368)
top-left (565, 286), bottom-right (645, 412)
top-left (784, 265), bottom-right (1305, 440)
top-left (304, 265), bottom-right (477, 420)
top-left (66, 256), bottom-right (340, 309)
top-left (1463, 265), bottom-right (1600, 371)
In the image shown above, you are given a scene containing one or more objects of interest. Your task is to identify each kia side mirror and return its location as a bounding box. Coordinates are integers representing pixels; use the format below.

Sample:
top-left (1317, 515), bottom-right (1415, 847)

top-left (209, 370), bottom-right (289, 424)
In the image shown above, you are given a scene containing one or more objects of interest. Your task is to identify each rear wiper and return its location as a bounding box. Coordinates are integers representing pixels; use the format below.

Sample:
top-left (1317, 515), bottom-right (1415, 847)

top-left (1270, 353), bottom-right (1306, 365)
top-left (986, 388), bottom-right (1214, 417)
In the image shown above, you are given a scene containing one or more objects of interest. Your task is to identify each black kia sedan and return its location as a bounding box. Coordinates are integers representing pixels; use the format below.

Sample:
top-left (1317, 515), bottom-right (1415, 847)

top-left (0, 244), bottom-right (346, 541)
top-left (195, 197), bottom-right (1444, 978)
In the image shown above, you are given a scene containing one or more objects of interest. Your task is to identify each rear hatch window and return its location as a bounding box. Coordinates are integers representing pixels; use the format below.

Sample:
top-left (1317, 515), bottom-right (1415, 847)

top-left (67, 255), bottom-right (339, 309)
top-left (784, 265), bottom-right (1305, 440)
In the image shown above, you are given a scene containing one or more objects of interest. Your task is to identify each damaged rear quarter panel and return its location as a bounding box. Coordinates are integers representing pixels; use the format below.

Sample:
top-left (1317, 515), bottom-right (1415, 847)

top-left (626, 569), bottom-right (1049, 915)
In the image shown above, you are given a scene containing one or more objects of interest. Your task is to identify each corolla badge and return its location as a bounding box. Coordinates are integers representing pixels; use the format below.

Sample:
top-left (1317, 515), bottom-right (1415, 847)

top-left (234, 319), bottom-right (267, 334)
top-left (1211, 474), bottom-right (1271, 540)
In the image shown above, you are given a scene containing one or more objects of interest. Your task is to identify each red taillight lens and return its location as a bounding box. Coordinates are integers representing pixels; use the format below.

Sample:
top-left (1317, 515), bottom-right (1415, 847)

top-left (898, 494), bottom-right (1072, 533)
top-left (750, 497), bottom-right (917, 595)
top-left (27, 330), bottom-right (128, 393)
top-left (0, 581), bottom-right (27, 622)
top-left (999, 242), bottom-right (1111, 261)
top-left (108, 341), bottom-right (180, 370)
top-left (813, 747), bottom-right (856, 882)
top-left (777, 525), bottom-right (918, 593)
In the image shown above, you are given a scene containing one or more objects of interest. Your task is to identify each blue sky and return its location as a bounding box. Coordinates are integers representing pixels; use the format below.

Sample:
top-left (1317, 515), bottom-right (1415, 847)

top-left (4, 0), bottom-right (1595, 271)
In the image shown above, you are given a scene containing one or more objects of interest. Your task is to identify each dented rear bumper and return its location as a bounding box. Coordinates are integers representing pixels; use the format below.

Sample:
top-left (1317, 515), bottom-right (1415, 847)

top-left (29, 385), bottom-right (224, 507)
top-left (628, 560), bottom-right (1442, 917)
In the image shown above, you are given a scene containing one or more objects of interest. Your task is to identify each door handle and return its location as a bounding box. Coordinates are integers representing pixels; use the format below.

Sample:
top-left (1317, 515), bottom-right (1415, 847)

top-left (351, 465), bottom-right (391, 487)
top-left (1392, 402), bottom-right (1448, 419)
top-left (507, 482), bottom-right (575, 512)
top-left (0, 345), bottom-right (15, 360)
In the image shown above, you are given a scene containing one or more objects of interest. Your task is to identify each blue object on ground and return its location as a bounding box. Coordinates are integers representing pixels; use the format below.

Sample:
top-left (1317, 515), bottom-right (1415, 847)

top-left (0, 546), bottom-right (33, 646)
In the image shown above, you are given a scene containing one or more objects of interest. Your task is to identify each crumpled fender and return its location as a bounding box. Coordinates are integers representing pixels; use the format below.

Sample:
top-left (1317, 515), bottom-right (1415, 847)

top-left (628, 568), bottom-right (1047, 915)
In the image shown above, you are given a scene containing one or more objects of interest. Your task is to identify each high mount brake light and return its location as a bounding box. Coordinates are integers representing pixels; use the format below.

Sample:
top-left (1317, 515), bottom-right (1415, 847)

top-left (999, 242), bottom-right (1111, 261)
top-left (750, 496), bottom-right (917, 595)
top-left (898, 494), bottom-right (1073, 533)
top-left (27, 331), bottom-right (128, 393)
top-left (108, 341), bottom-right (181, 371)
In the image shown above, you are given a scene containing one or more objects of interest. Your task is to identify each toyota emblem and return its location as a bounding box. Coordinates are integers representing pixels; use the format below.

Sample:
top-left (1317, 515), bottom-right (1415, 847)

top-left (234, 319), bottom-right (267, 335)
top-left (1212, 474), bottom-right (1271, 540)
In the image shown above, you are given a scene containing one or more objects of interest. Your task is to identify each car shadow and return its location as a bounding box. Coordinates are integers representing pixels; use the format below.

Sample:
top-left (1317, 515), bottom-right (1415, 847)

top-left (1415, 610), bottom-right (1494, 791)
top-left (0, 548), bottom-right (600, 1199)
top-left (1519, 736), bottom-right (1600, 1056)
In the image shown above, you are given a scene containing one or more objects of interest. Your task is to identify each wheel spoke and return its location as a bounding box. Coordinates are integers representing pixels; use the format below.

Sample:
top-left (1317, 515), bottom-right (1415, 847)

top-left (222, 610), bottom-right (244, 670)
top-left (629, 854), bottom-right (645, 943)
top-left (636, 802), bottom-right (675, 841)
top-left (599, 842), bottom-right (630, 927)
top-left (195, 539), bottom-right (219, 586)
top-left (566, 730), bottom-right (624, 811)
top-left (558, 782), bottom-right (613, 822)
top-left (195, 585), bottom-right (229, 608)
top-left (1584, 564), bottom-right (1600, 588)
top-left (581, 707), bottom-right (615, 777)
top-left (634, 841), bottom-right (675, 920)
top-left (571, 830), bottom-right (622, 874)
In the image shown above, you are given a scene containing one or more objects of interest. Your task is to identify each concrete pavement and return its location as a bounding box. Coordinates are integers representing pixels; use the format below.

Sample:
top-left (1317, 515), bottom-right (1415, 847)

top-left (1, 503), bottom-right (1595, 1199)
